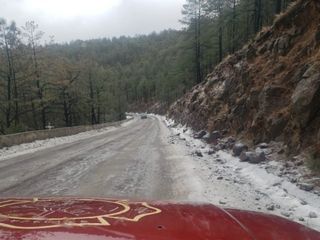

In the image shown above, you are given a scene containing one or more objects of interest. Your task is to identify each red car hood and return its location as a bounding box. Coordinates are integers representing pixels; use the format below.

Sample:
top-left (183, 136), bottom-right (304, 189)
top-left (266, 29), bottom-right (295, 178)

top-left (0, 198), bottom-right (318, 240)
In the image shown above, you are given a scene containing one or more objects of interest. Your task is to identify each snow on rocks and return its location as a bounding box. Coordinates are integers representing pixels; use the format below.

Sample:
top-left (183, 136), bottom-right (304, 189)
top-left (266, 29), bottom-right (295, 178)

top-left (163, 116), bottom-right (320, 231)
top-left (299, 183), bottom-right (315, 192)
top-left (266, 204), bottom-right (275, 211)
top-left (309, 212), bottom-right (318, 219)
top-left (258, 142), bottom-right (269, 149)
top-left (203, 131), bottom-right (221, 143)
top-left (194, 150), bottom-right (203, 157)
top-left (232, 143), bottom-right (248, 156)
top-left (240, 151), bottom-right (266, 164)
top-left (193, 130), bottom-right (207, 139)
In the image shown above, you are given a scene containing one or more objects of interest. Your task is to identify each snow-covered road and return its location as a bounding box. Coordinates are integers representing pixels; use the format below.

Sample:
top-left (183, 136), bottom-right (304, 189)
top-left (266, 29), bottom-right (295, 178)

top-left (0, 114), bottom-right (319, 231)
top-left (0, 115), bottom-right (199, 201)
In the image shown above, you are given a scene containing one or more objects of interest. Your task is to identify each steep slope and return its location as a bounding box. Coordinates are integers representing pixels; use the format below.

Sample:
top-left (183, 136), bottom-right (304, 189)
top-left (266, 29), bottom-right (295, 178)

top-left (169, 0), bottom-right (320, 158)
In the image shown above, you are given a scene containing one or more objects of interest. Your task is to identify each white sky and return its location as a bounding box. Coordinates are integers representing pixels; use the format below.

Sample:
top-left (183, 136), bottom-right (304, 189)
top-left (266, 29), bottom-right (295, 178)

top-left (0, 0), bottom-right (185, 43)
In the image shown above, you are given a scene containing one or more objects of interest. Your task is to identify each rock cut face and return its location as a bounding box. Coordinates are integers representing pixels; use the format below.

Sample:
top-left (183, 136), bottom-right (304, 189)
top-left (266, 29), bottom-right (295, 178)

top-left (291, 63), bottom-right (320, 128)
top-left (169, 0), bottom-right (320, 154)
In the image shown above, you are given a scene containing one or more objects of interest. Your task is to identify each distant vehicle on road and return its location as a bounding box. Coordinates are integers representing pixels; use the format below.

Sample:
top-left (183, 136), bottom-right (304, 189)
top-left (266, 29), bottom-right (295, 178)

top-left (0, 197), bottom-right (318, 240)
top-left (141, 114), bottom-right (147, 119)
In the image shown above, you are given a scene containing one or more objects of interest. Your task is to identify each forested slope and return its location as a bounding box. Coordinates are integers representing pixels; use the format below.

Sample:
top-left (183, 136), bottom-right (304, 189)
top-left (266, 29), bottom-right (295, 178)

top-left (0, 28), bottom-right (193, 134)
top-left (169, 0), bottom-right (320, 168)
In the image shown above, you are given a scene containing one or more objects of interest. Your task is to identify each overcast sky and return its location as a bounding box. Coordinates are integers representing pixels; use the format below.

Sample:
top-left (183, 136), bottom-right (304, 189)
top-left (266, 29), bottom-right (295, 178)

top-left (0, 0), bottom-right (185, 43)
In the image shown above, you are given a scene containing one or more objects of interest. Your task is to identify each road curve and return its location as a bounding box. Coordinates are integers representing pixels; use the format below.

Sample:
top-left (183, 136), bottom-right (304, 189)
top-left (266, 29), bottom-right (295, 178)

top-left (0, 116), bottom-right (195, 200)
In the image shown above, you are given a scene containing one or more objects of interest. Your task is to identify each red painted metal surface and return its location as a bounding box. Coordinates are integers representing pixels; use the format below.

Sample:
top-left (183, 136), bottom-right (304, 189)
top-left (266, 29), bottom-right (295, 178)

top-left (0, 198), bottom-right (318, 240)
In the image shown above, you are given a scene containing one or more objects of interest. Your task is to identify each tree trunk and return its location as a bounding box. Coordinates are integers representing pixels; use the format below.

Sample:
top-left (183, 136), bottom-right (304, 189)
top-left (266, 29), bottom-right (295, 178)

top-left (219, 26), bottom-right (223, 62)
top-left (41, 107), bottom-right (46, 129)
top-left (276, 0), bottom-right (282, 14)
top-left (194, 0), bottom-right (202, 84)
top-left (4, 35), bottom-right (12, 128)
top-left (12, 69), bottom-right (19, 126)
top-left (254, 0), bottom-right (262, 33)
top-left (89, 74), bottom-right (97, 125)
top-left (194, 18), bottom-right (201, 84)
top-left (232, 0), bottom-right (236, 54)
top-left (31, 100), bottom-right (38, 129)
top-left (218, 0), bottom-right (223, 62)
top-left (6, 75), bottom-right (11, 128)
top-left (63, 92), bottom-right (71, 127)
top-left (63, 99), bottom-right (69, 127)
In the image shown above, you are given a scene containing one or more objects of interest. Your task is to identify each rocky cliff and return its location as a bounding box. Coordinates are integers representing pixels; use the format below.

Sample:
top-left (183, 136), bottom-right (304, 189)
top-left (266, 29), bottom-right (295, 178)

top-left (169, 0), bottom-right (320, 163)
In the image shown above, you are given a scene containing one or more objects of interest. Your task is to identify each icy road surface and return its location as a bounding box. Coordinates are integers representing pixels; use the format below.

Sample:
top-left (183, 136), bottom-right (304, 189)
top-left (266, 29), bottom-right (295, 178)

top-left (0, 115), bottom-right (200, 200)
top-left (0, 114), bottom-right (319, 231)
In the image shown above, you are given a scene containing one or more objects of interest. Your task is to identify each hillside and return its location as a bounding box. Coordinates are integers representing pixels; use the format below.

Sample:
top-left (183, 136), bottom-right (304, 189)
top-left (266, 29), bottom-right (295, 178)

top-left (169, 0), bottom-right (320, 169)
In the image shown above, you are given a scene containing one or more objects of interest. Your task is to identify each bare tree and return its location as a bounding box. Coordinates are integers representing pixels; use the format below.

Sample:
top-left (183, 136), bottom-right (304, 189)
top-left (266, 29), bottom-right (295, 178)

top-left (22, 21), bottom-right (45, 129)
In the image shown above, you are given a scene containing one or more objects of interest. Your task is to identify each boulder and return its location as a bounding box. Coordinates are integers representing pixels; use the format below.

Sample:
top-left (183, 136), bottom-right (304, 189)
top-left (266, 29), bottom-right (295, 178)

top-left (309, 212), bottom-right (318, 219)
top-left (299, 183), bottom-right (314, 192)
top-left (233, 143), bottom-right (248, 156)
top-left (207, 149), bottom-right (216, 155)
top-left (295, 160), bottom-right (304, 166)
top-left (281, 211), bottom-right (291, 218)
top-left (225, 137), bottom-right (236, 149)
top-left (218, 143), bottom-right (227, 150)
top-left (227, 137), bottom-right (236, 143)
top-left (194, 130), bottom-right (207, 139)
top-left (284, 161), bottom-right (295, 168)
top-left (266, 204), bottom-right (275, 211)
top-left (255, 147), bottom-right (272, 155)
top-left (203, 131), bottom-right (221, 143)
top-left (239, 151), bottom-right (250, 162)
top-left (194, 150), bottom-right (203, 157)
top-left (202, 132), bottom-right (211, 140)
top-left (240, 151), bottom-right (266, 164)
top-left (258, 143), bottom-right (269, 149)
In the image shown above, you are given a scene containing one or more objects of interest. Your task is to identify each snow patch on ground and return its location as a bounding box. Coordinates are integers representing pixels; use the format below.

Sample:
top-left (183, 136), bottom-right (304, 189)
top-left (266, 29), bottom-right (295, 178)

top-left (162, 116), bottom-right (320, 231)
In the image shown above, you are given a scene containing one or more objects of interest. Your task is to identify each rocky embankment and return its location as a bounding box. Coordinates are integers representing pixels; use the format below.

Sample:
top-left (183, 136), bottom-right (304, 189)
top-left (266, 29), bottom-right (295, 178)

top-left (189, 128), bottom-right (319, 194)
top-left (169, 0), bottom-right (320, 175)
top-left (165, 119), bottom-right (320, 230)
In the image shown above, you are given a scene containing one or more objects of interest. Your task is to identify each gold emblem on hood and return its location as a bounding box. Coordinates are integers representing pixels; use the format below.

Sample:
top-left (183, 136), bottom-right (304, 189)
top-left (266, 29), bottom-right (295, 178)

top-left (0, 198), bottom-right (161, 230)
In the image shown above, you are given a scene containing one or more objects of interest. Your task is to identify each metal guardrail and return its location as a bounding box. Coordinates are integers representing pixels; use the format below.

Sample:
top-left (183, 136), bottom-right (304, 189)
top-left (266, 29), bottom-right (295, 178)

top-left (0, 118), bottom-right (133, 149)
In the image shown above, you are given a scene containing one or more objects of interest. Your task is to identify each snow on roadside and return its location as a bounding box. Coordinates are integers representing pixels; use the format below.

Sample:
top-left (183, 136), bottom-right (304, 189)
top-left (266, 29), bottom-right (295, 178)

top-left (162, 116), bottom-right (320, 231)
top-left (0, 118), bottom-right (135, 161)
